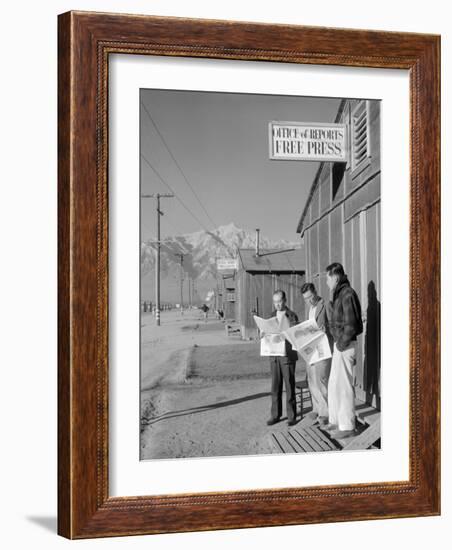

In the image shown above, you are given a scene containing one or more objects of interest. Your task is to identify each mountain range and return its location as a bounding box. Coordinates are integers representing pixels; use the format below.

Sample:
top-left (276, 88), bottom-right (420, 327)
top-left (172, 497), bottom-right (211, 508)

top-left (141, 222), bottom-right (299, 279)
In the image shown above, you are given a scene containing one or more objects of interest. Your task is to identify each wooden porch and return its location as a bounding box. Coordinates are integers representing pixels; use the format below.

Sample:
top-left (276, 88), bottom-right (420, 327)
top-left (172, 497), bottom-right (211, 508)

top-left (270, 379), bottom-right (381, 453)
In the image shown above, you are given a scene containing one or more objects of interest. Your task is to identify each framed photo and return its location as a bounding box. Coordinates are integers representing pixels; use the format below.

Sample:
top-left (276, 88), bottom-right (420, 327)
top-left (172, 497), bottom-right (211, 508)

top-left (58, 11), bottom-right (440, 539)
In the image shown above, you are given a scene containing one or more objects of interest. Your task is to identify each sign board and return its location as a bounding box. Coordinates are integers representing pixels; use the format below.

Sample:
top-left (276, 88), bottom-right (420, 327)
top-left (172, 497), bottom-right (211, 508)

top-left (269, 121), bottom-right (347, 162)
top-left (217, 258), bottom-right (238, 271)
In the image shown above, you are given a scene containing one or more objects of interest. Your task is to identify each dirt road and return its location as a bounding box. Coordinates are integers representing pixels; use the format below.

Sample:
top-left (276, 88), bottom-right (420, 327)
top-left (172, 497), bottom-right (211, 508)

top-left (140, 309), bottom-right (306, 459)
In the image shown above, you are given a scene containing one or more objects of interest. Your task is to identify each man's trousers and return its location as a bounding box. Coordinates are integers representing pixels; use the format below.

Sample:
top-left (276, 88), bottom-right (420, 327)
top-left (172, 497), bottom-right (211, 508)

top-left (269, 357), bottom-right (297, 422)
top-left (327, 342), bottom-right (357, 431)
top-left (306, 358), bottom-right (331, 418)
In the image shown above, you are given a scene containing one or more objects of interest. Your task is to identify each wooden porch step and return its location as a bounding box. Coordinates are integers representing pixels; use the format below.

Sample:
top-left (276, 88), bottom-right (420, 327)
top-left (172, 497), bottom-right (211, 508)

top-left (355, 400), bottom-right (381, 426)
top-left (271, 424), bottom-right (340, 454)
top-left (341, 417), bottom-right (381, 450)
top-left (332, 400), bottom-right (381, 450)
top-left (288, 380), bottom-right (381, 452)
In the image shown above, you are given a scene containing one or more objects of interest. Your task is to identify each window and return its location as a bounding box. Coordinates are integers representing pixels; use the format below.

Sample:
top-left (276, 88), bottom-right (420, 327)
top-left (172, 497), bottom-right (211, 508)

top-left (332, 162), bottom-right (346, 200)
top-left (226, 293), bottom-right (235, 302)
top-left (351, 100), bottom-right (370, 172)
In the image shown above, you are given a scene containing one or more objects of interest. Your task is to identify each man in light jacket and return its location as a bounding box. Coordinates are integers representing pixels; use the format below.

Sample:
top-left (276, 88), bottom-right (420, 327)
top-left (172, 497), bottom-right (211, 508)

top-left (300, 282), bottom-right (333, 426)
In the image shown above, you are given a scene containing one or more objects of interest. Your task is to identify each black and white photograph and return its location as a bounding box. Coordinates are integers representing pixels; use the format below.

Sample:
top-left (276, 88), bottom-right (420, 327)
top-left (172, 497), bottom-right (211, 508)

top-left (139, 89), bottom-right (381, 460)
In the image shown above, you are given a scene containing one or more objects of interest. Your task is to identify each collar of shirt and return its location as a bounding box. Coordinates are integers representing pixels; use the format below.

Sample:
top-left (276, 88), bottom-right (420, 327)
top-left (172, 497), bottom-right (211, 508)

top-left (308, 304), bottom-right (316, 320)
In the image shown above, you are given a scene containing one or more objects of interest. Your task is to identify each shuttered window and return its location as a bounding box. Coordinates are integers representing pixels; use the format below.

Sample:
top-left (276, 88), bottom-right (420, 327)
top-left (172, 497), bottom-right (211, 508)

top-left (351, 100), bottom-right (370, 171)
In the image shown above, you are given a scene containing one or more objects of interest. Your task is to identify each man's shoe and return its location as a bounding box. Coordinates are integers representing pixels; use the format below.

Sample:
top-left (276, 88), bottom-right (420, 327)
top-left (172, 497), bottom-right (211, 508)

top-left (323, 423), bottom-right (337, 431)
top-left (288, 419), bottom-right (297, 426)
top-left (329, 429), bottom-right (356, 439)
top-left (266, 417), bottom-right (281, 426)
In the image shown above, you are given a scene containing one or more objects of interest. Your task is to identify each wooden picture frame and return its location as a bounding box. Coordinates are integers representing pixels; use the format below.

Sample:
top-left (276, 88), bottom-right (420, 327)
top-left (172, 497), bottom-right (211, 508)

top-left (58, 11), bottom-right (440, 539)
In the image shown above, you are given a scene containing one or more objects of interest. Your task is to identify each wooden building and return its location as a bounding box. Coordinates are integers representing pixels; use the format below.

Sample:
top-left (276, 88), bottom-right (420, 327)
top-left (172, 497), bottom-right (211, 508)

top-left (219, 272), bottom-right (236, 320)
top-left (296, 99), bottom-right (381, 408)
top-left (236, 248), bottom-right (305, 339)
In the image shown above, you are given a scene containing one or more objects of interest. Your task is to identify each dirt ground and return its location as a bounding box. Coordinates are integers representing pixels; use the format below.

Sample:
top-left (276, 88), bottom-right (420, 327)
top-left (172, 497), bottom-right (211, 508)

top-left (140, 309), bottom-right (307, 460)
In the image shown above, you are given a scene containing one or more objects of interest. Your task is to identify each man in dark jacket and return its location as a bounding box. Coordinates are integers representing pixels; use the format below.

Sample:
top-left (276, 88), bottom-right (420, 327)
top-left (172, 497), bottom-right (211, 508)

top-left (324, 262), bottom-right (363, 438)
top-left (265, 289), bottom-right (299, 426)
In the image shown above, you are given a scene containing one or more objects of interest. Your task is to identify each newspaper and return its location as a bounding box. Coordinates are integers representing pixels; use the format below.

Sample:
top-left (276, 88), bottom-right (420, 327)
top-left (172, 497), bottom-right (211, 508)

top-left (296, 333), bottom-right (332, 365)
top-left (260, 333), bottom-right (286, 356)
top-left (253, 315), bottom-right (280, 335)
top-left (253, 316), bottom-right (332, 363)
top-left (284, 319), bottom-right (332, 365)
top-left (253, 315), bottom-right (288, 356)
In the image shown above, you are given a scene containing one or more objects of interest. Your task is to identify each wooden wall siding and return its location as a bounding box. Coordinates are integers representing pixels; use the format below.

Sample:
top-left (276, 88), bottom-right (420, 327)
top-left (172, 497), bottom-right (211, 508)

top-left (310, 223), bottom-right (319, 276)
top-left (236, 271), bottom-right (305, 337)
top-left (343, 218), bottom-right (353, 277)
top-left (224, 299), bottom-right (235, 320)
top-left (319, 217), bottom-right (330, 299)
top-left (319, 217), bottom-right (330, 268)
top-left (311, 183), bottom-right (320, 220)
top-left (344, 173), bottom-right (380, 222)
top-left (320, 168), bottom-right (331, 214)
top-left (300, 98), bottom-right (381, 406)
top-left (363, 203), bottom-right (381, 406)
top-left (330, 206), bottom-right (343, 265)
top-left (304, 231), bottom-right (310, 281)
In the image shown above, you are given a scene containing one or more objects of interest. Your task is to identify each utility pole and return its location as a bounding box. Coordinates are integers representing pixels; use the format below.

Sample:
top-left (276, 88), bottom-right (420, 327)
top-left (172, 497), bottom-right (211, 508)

top-left (141, 193), bottom-right (174, 326)
top-left (176, 253), bottom-right (185, 315)
top-left (192, 280), bottom-right (197, 305)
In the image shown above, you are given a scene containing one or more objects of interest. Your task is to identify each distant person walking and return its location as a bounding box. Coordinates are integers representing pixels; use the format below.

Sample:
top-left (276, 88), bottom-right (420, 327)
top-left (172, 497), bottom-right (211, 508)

top-left (300, 282), bottom-right (333, 426)
top-left (324, 262), bottom-right (363, 439)
top-left (201, 303), bottom-right (209, 322)
top-left (265, 290), bottom-right (299, 427)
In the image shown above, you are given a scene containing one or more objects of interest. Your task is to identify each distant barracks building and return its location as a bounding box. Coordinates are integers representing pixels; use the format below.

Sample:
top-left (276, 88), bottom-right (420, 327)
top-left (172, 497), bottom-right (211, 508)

top-left (235, 248), bottom-right (305, 340)
top-left (297, 99), bottom-right (381, 408)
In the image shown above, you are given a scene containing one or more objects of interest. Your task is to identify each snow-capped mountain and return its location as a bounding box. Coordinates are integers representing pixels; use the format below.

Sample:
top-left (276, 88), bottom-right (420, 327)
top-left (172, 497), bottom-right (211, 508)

top-left (141, 222), bottom-right (300, 281)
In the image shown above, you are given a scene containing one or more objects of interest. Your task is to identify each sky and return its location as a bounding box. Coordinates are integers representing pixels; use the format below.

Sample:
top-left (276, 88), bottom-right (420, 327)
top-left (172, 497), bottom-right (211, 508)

top-left (140, 89), bottom-right (342, 243)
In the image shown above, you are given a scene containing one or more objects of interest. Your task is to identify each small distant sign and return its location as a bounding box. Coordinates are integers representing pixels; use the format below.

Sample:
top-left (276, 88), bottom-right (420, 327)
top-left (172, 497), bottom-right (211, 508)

top-left (217, 258), bottom-right (238, 271)
top-left (269, 121), bottom-right (347, 162)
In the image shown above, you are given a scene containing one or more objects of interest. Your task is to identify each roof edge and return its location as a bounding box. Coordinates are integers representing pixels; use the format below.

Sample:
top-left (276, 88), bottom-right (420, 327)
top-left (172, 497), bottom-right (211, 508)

top-left (296, 99), bottom-right (348, 235)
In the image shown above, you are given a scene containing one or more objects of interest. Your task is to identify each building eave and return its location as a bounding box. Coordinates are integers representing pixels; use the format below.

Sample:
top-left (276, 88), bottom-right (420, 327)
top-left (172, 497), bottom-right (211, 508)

top-left (296, 98), bottom-right (348, 235)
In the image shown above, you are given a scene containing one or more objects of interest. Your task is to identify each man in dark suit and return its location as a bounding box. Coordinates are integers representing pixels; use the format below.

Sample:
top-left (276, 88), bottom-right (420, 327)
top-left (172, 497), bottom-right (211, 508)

top-left (265, 289), bottom-right (299, 426)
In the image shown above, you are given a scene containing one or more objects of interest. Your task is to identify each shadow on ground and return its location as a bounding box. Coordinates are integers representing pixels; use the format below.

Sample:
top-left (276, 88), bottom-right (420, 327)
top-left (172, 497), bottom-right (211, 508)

top-left (146, 391), bottom-right (270, 425)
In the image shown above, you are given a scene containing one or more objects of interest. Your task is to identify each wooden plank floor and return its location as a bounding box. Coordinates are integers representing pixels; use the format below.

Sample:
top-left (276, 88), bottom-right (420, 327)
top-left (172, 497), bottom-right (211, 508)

top-left (271, 422), bottom-right (340, 454)
top-left (271, 383), bottom-right (381, 454)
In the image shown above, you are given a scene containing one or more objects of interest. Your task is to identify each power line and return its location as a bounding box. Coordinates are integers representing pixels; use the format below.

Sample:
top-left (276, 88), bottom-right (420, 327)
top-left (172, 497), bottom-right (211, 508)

top-left (142, 199), bottom-right (192, 255)
top-left (144, 237), bottom-right (189, 259)
top-left (141, 101), bottom-right (218, 230)
top-left (141, 153), bottom-right (210, 233)
top-left (141, 153), bottom-right (234, 257)
top-left (156, 216), bottom-right (192, 255)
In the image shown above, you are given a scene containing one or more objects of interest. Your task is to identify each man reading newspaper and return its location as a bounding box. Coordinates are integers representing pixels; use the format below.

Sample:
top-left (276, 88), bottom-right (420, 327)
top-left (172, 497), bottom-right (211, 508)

top-left (254, 290), bottom-right (299, 426)
top-left (299, 283), bottom-right (333, 427)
